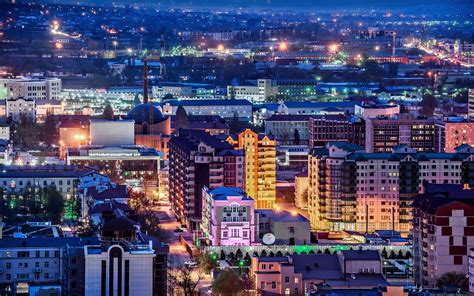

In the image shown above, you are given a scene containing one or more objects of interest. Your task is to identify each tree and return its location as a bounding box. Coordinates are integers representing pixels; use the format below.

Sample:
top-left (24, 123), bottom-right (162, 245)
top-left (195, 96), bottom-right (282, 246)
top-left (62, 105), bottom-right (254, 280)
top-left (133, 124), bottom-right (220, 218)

top-left (212, 269), bottom-right (244, 295)
top-left (137, 210), bottom-right (170, 243)
top-left (419, 93), bottom-right (437, 116)
top-left (43, 115), bottom-right (58, 146)
top-left (175, 105), bottom-right (189, 131)
top-left (197, 252), bottom-right (218, 274)
top-left (102, 104), bottom-right (114, 120)
top-left (168, 265), bottom-right (201, 296)
top-left (163, 93), bottom-right (174, 101)
top-left (387, 63), bottom-right (399, 77)
top-left (133, 93), bottom-right (141, 105)
top-left (229, 111), bottom-right (240, 134)
top-left (436, 272), bottom-right (468, 291)
top-left (294, 129), bottom-right (301, 145)
top-left (44, 187), bottom-right (65, 224)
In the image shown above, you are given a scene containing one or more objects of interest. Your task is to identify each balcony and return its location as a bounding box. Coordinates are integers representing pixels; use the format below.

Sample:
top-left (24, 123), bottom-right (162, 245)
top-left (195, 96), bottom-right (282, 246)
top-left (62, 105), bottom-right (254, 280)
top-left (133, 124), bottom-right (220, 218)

top-left (34, 267), bottom-right (42, 273)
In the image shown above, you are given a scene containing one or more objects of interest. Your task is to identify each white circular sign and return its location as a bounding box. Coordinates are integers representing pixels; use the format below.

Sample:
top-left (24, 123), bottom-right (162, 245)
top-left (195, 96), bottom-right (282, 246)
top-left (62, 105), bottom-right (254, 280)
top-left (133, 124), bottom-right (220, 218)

top-left (262, 233), bottom-right (276, 245)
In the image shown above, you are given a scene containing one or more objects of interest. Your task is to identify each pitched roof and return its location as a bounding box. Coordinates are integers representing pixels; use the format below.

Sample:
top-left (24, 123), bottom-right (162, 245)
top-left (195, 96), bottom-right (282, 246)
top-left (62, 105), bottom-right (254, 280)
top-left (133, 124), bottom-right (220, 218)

top-left (292, 254), bottom-right (343, 280)
top-left (86, 184), bottom-right (129, 200)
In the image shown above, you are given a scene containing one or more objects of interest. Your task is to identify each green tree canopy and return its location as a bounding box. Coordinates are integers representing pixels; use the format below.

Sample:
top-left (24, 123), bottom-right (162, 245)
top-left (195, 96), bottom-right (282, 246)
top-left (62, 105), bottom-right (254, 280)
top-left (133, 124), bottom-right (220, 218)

top-left (44, 187), bottom-right (65, 224)
top-left (419, 93), bottom-right (437, 116)
top-left (212, 269), bottom-right (244, 295)
top-left (436, 271), bottom-right (468, 291)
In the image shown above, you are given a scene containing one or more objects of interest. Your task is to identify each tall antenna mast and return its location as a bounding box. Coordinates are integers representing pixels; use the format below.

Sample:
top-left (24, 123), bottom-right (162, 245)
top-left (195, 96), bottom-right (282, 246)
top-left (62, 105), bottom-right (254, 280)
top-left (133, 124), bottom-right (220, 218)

top-left (143, 59), bottom-right (148, 104)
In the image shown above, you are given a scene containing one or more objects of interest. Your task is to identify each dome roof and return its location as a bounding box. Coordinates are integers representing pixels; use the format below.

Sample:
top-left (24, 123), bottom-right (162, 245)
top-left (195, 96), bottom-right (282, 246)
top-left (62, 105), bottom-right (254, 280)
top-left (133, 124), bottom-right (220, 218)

top-left (126, 103), bottom-right (165, 125)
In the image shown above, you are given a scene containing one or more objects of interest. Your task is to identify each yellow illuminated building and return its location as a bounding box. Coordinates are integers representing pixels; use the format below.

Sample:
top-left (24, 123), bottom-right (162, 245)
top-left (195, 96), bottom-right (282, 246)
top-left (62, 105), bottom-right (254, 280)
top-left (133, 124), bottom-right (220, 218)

top-left (226, 129), bottom-right (276, 209)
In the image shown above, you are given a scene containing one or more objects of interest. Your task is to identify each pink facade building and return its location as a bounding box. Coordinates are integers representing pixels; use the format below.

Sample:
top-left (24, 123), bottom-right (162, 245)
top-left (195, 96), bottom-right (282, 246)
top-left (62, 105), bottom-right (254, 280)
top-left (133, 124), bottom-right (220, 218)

top-left (201, 186), bottom-right (255, 246)
top-left (444, 119), bottom-right (474, 152)
top-left (250, 251), bottom-right (386, 295)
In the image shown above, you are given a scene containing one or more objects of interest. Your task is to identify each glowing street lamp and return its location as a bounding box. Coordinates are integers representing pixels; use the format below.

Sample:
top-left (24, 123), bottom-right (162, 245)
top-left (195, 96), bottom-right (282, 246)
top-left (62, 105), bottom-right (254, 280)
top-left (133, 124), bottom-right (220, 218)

top-left (112, 40), bottom-right (118, 52)
top-left (55, 42), bottom-right (63, 49)
top-left (374, 45), bottom-right (380, 51)
top-left (217, 44), bottom-right (225, 52)
top-left (328, 43), bottom-right (339, 53)
top-left (279, 41), bottom-right (288, 51)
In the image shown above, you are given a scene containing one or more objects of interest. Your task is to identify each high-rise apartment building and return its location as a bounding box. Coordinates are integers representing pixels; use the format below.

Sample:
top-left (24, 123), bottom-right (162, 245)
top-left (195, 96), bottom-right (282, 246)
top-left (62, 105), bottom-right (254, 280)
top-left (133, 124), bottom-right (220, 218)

top-left (169, 129), bottom-right (245, 229)
top-left (308, 142), bottom-right (474, 235)
top-left (413, 183), bottom-right (474, 288)
top-left (226, 129), bottom-right (276, 209)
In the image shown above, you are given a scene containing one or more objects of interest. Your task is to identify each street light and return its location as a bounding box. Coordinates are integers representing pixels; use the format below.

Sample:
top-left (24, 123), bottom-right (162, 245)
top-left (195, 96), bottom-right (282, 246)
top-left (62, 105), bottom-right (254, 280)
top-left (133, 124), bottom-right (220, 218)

top-left (328, 43), bottom-right (339, 53)
top-left (279, 41), bottom-right (288, 51)
top-left (112, 40), bottom-right (118, 52)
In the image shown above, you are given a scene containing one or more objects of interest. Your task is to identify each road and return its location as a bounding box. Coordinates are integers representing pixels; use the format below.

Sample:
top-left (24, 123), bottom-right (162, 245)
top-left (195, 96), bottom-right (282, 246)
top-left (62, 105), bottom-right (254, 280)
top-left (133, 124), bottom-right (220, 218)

top-left (153, 201), bottom-right (191, 268)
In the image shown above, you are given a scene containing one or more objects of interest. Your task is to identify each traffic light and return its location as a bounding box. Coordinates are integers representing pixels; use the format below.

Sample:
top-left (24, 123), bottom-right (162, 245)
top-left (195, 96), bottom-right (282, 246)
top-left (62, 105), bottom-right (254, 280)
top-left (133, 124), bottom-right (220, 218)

top-left (211, 253), bottom-right (218, 261)
top-left (239, 260), bottom-right (245, 267)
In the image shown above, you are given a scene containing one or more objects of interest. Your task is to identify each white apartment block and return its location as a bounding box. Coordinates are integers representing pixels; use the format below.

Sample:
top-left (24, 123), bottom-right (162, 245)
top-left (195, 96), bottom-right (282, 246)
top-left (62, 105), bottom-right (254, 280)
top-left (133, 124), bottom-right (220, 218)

top-left (6, 98), bottom-right (35, 122)
top-left (84, 244), bottom-right (155, 296)
top-left (0, 78), bottom-right (62, 101)
top-left (0, 78), bottom-right (62, 122)
top-left (0, 124), bottom-right (9, 141)
top-left (227, 79), bottom-right (278, 104)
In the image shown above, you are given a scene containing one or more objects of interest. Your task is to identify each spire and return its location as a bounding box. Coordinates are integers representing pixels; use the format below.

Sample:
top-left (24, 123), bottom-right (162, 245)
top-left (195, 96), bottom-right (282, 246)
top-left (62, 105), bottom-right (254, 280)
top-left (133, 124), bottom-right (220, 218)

top-left (143, 59), bottom-right (149, 104)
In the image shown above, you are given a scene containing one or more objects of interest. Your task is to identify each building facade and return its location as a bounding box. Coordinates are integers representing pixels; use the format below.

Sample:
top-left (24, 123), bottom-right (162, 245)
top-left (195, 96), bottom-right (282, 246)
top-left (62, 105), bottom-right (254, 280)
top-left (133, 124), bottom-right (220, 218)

top-left (413, 184), bottom-right (474, 288)
top-left (169, 129), bottom-right (245, 229)
top-left (308, 115), bottom-right (365, 148)
top-left (227, 129), bottom-right (276, 209)
top-left (227, 79), bottom-right (278, 104)
top-left (0, 237), bottom-right (99, 296)
top-left (250, 251), bottom-right (385, 296)
top-left (201, 186), bottom-right (255, 246)
top-left (162, 99), bottom-right (253, 121)
top-left (365, 113), bottom-right (442, 153)
top-left (264, 115), bottom-right (311, 146)
top-left (308, 142), bottom-right (474, 235)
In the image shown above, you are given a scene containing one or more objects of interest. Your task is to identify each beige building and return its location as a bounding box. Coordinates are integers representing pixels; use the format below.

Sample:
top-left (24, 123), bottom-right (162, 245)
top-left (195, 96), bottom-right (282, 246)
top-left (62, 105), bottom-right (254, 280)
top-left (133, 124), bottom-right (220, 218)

top-left (227, 129), bottom-right (276, 209)
top-left (35, 99), bottom-right (64, 122)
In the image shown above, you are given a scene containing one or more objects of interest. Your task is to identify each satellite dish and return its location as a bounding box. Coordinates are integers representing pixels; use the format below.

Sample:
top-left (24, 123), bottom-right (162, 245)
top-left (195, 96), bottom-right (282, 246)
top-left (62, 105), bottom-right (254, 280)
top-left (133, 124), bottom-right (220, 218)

top-left (262, 233), bottom-right (276, 245)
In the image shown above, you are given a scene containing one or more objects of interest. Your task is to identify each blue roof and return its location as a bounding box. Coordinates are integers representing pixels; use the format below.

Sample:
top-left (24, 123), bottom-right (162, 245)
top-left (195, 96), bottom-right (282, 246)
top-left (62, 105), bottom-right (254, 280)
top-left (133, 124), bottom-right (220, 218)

top-left (209, 186), bottom-right (252, 201)
top-left (167, 99), bottom-right (252, 106)
top-left (282, 101), bottom-right (356, 108)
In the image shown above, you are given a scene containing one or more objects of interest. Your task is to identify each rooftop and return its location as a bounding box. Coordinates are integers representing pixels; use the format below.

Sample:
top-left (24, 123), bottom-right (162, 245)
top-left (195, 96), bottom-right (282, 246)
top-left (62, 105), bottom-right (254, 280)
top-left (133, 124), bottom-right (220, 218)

top-left (0, 237), bottom-right (99, 249)
top-left (208, 186), bottom-right (253, 201)
top-left (0, 165), bottom-right (96, 179)
top-left (341, 250), bottom-right (380, 261)
top-left (167, 99), bottom-right (252, 106)
top-left (256, 209), bottom-right (309, 223)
